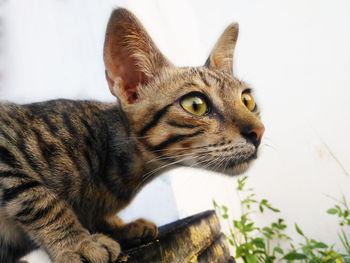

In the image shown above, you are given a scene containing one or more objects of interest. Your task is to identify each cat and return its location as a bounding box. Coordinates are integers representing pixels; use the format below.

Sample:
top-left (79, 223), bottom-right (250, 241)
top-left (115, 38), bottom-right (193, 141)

top-left (0, 8), bottom-right (264, 263)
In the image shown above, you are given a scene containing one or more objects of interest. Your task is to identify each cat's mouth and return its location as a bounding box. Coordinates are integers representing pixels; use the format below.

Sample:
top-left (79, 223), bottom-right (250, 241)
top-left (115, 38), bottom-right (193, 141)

top-left (218, 149), bottom-right (257, 176)
top-left (185, 142), bottom-right (258, 176)
top-left (227, 154), bottom-right (257, 168)
top-left (226, 149), bottom-right (257, 168)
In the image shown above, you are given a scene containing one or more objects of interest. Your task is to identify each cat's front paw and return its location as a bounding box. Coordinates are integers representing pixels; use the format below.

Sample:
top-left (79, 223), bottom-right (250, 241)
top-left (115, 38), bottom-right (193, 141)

top-left (119, 218), bottom-right (158, 248)
top-left (55, 234), bottom-right (120, 263)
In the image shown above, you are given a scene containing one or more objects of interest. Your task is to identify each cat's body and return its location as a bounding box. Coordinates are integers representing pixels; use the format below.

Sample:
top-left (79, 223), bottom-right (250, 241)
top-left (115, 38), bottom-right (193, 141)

top-left (0, 8), bottom-right (264, 263)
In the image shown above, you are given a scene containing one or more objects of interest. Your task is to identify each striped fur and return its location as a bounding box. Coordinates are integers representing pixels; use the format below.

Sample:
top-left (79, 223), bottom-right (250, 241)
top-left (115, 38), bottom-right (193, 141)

top-left (0, 8), bottom-right (264, 263)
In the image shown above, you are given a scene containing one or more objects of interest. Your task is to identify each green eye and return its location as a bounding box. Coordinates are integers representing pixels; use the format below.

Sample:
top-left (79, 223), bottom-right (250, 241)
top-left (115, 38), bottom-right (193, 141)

top-left (181, 96), bottom-right (207, 116)
top-left (241, 92), bottom-right (256, 111)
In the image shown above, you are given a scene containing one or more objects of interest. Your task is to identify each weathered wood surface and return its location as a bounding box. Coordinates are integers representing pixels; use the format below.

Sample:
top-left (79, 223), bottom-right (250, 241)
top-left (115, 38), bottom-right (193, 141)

top-left (116, 210), bottom-right (235, 263)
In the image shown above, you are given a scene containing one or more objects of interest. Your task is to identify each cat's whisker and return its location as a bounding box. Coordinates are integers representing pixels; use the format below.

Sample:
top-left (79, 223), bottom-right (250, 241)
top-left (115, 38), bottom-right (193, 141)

top-left (214, 151), bottom-right (234, 173)
top-left (189, 157), bottom-right (213, 169)
top-left (135, 156), bottom-right (196, 193)
top-left (203, 159), bottom-right (221, 171)
top-left (150, 141), bottom-right (246, 154)
top-left (212, 154), bottom-right (226, 171)
top-left (263, 143), bottom-right (276, 150)
top-left (142, 156), bottom-right (195, 180)
top-left (148, 149), bottom-right (213, 164)
top-left (147, 152), bottom-right (197, 164)
top-left (194, 155), bottom-right (221, 170)
top-left (150, 147), bottom-right (203, 154)
top-left (222, 155), bottom-right (232, 172)
top-left (149, 144), bottom-right (219, 154)
top-left (203, 156), bottom-right (224, 174)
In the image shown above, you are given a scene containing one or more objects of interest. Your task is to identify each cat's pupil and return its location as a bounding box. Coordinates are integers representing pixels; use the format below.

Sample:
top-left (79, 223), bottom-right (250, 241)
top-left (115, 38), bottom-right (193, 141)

top-left (192, 101), bottom-right (198, 111)
top-left (243, 98), bottom-right (248, 107)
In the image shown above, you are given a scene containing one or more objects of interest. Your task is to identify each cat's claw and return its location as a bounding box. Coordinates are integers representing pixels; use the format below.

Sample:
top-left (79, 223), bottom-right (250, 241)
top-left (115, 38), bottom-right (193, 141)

top-left (55, 234), bottom-right (120, 263)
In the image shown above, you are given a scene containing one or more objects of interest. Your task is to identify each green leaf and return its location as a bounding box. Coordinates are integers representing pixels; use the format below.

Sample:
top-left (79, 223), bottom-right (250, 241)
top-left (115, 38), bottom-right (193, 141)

top-left (295, 223), bottom-right (304, 236)
top-left (234, 220), bottom-right (242, 230)
top-left (228, 239), bottom-right (234, 246)
top-left (267, 206), bottom-right (280, 213)
top-left (222, 214), bottom-right (229, 219)
top-left (262, 232), bottom-right (272, 239)
top-left (259, 205), bottom-right (264, 213)
top-left (262, 227), bottom-right (274, 235)
top-left (241, 215), bottom-right (247, 225)
top-left (273, 222), bottom-right (287, 230)
top-left (274, 247), bottom-right (284, 254)
top-left (212, 200), bottom-right (218, 208)
top-left (309, 259), bottom-right (322, 263)
top-left (252, 238), bottom-right (265, 249)
top-left (237, 176), bottom-right (248, 191)
top-left (235, 246), bottom-right (243, 258)
top-left (244, 223), bottom-right (256, 232)
top-left (283, 252), bottom-right (307, 260)
top-left (252, 249), bottom-right (265, 255)
top-left (314, 242), bottom-right (328, 249)
top-left (327, 208), bottom-right (338, 215)
top-left (245, 242), bottom-right (254, 250)
top-left (245, 253), bottom-right (259, 263)
top-left (318, 250), bottom-right (328, 257)
top-left (265, 255), bottom-right (276, 263)
top-left (222, 205), bottom-right (228, 213)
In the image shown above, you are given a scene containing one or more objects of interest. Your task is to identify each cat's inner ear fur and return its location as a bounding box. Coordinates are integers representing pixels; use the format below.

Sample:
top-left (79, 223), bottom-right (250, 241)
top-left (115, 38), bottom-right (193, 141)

top-left (205, 23), bottom-right (239, 76)
top-left (104, 8), bottom-right (171, 104)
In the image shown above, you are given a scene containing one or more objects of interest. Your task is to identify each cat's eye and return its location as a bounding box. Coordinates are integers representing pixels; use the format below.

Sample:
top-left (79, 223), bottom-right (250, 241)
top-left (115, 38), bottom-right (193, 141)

top-left (181, 96), bottom-right (207, 116)
top-left (241, 92), bottom-right (256, 111)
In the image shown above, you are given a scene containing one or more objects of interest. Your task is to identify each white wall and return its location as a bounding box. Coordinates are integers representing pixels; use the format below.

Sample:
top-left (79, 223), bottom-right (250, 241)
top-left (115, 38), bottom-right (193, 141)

top-left (127, 0), bottom-right (350, 250)
top-left (1, 0), bottom-right (350, 262)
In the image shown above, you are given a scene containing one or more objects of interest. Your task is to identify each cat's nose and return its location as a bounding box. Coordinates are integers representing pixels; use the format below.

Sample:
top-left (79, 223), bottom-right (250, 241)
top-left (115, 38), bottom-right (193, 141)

top-left (241, 126), bottom-right (265, 148)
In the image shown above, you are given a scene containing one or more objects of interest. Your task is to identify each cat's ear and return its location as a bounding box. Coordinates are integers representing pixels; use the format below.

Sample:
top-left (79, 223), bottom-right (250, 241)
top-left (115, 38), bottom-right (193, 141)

top-left (205, 23), bottom-right (239, 76)
top-left (104, 8), bottom-right (171, 104)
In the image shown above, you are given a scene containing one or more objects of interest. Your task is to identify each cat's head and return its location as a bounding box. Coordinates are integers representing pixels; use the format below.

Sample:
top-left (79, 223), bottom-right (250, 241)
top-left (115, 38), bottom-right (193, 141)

top-left (104, 8), bottom-right (264, 176)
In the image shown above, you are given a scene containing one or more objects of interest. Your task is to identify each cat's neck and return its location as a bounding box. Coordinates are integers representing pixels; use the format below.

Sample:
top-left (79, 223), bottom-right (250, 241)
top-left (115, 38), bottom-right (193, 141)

top-left (101, 102), bottom-right (173, 201)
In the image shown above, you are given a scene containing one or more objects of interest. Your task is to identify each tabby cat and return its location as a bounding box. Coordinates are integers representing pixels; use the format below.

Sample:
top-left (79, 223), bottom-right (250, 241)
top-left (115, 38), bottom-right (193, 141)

top-left (0, 8), bottom-right (264, 263)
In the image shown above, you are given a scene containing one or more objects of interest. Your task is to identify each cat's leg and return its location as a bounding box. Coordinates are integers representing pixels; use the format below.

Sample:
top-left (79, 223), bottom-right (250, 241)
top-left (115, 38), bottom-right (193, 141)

top-left (0, 170), bottom-right (120, 263)
top-left (96, 215), bottom-right (158, 248)
top-left (0, 211), bottom-right (38, 263)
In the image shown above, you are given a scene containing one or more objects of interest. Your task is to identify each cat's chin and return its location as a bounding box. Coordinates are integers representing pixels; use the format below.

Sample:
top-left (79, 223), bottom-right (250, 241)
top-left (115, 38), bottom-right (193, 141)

top-left (217, 149), bottom-right (258, 176)
top-left (190, 158), bottom-right (254, 177)
top-left (213, 155), bottom-right (256, 176)
top-left (222, 160), bottom-right (252, 176)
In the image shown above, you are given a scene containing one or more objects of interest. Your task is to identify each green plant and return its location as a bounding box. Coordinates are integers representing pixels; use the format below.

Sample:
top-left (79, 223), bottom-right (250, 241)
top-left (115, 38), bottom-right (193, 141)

top-left (327, 196), bottom-right (350, 262)
top-left (327, 196), bottom-right (350, 227)
top-left (214, 175), bottom-right (348, 263)
top-left (284, 223), bottom-right (344, 263)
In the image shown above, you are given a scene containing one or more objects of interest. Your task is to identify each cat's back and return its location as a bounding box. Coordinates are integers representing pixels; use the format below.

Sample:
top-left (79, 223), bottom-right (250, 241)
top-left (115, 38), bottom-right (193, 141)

top-left (1, 99), bottom-right (106, 127)
top-left (0, 99), bottom-right (110, 137)
top-left (0, 99), bottom-right (115, 190)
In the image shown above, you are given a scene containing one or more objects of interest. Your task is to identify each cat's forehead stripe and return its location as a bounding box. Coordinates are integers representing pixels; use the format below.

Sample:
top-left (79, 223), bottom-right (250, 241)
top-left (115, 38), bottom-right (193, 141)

top-left (196, 68), bottom-right (230, 90)
top-left (197, 70), bottom-right (210, 87)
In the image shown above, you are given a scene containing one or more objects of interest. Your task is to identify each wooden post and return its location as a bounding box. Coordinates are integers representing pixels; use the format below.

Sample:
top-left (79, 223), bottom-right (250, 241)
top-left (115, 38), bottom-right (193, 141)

top-left (117, 210), bottom-right (235, 263)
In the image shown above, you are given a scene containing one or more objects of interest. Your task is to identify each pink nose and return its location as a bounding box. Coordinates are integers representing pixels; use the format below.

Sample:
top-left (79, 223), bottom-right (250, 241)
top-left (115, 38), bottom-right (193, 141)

top-left (241, 126), bottom-right (265, 147)
top-left (250, 127), bottom-right (265, 141)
